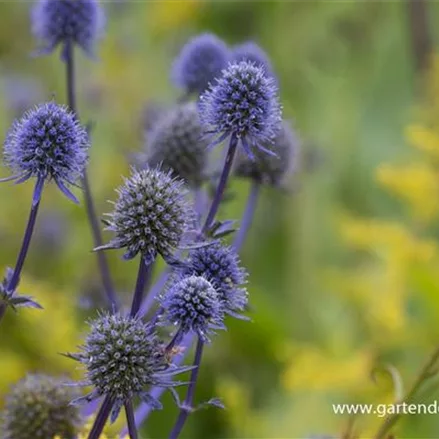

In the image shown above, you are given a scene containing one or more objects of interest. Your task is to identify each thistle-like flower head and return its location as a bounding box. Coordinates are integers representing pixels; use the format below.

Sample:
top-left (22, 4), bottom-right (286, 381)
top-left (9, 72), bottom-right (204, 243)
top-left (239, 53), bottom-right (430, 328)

top-left (181, 241), bottom-right (248, 319)
top-left (3, 102), bottom-right (89, 204)
top-left (98, 167), bottom-right (195, 264)
top-left (160, 275), bottom-right (224, 342)
top-left (199, 61), bottom-right (282, 158)
top-left (31, 0), bottom-right (105, 57)
top-left (70, 313), bottom-right (189, 419)
top-left (231, 41), bottom-right (276, 80)
top-left (2, 374), bottom-right (81, 439)
top-left (172, 33), bottom-right (229, 95)
top-left (235, 121), bottom-right (299, 187)
top-left (146, 102), bottom-right (208, 187)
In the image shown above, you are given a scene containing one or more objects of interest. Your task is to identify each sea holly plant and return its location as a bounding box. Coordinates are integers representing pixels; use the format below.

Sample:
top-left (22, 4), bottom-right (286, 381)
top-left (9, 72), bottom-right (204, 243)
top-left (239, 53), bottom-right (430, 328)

top-left (0, 2), bottom-right (297, 438)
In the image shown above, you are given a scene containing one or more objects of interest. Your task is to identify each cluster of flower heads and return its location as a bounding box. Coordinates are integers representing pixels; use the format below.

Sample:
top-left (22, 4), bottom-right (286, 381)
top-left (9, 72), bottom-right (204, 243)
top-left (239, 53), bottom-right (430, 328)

top-left (31, 0), bottom-right (105, 57)
top-left (2, 101), bottom-right (89, 204)
top-left (1, 374), bottom-right (81, 439)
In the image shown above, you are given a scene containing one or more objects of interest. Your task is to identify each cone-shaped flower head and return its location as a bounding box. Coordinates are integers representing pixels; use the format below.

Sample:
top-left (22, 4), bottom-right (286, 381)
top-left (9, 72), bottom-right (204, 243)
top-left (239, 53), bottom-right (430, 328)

top-left (172, 33), bottom-right (229, 95)
top-left (2, 374), bottom-right (81, 439)
top-left (2, 102), bottom-right (89, 204)
top-left (199, 61), bottom-right (282, 158)
top-left (160, 275), bottom-right (224, 342)
top-left (98, 167), bottom-right (195, 264)
top-left (70, 313), bottom-right (190, 419)
top-left (181, 241), bottom-right (248, 319)
top-left (31, 0), bottom-right (105, 57)
top-left (231, 41), bottom-right (276, 80)
top-left (146, 102), bottom-right (208, 187)
top-left (235, 121), bottom-right (298, 187)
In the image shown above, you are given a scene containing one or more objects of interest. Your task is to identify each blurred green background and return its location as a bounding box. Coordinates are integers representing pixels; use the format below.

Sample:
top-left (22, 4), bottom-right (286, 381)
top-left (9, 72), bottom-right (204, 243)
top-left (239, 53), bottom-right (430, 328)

top-left (2, 1), bottom-right (439, 438)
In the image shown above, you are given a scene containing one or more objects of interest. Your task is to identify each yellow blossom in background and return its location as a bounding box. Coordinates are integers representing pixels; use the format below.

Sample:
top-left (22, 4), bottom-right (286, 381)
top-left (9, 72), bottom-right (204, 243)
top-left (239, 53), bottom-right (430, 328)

top-left (148, 0), bottom-right (200, 34)
top-left (376, 162), bottom-right (439, 223)
top-left (406, 124), bottom-right (439, 160)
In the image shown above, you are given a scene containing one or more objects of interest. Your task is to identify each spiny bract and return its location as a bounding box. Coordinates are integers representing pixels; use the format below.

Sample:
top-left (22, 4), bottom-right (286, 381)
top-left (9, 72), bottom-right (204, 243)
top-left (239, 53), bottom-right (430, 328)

top-left (1, 374), bottom-right (81, 439)
top-left (146, 102), bottom-right (208, 187)
top-left (3, 102), bottom-right (89, 203)
top-left (31, 0), bottom-right (105, 56)
top-left (97, 167), bottom-right (195, 264)
top-left (70, 313), bottom-right (189, 420)
top-left (199, 61), bottom-right (282, 158)
top-left (160, 275), bottom-right (225, 343)
top-left (235, 121), bottom-right (298, 187)
top-left (181, 241), bottom-right (248, 319)
top-left (172, 33), bottom-right (229, 95)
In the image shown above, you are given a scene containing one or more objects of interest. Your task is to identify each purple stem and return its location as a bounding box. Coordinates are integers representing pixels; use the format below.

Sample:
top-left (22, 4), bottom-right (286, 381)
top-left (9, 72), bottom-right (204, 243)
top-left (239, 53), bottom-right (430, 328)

top-left (130, 257), bottom-right (152, 318)
top-left (64, 38), bottom-right (119, 311)
top-left (202, 134), bottom-right (238, 234)
top-left (87, 395), bottom-right (114, 439)
top-left (124, 400), bottom-right (139, 439)
top-left (0, 178), bottom-right (43, 322)
top-left (232, 182), bottom-right (260, 251)
top-left (169, 339), bottom-right (204, 439)
top-left (138, 266), bottom-right (169, 319)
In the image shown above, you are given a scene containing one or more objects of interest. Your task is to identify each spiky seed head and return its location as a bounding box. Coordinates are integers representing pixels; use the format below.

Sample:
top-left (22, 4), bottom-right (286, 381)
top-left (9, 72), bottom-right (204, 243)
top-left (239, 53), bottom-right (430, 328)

top-left (80, 314), bottom-right (169, 402)
top-left (2, 374), bottom-right (81, 439)
top-left (181, 242), bottom-right (248, 319)
top-left (99, 167), bottom-right (195, 264)
top-left (3, 102), bottom-right (89, 202)
top-left (172, 33), bottom-right (229, 95)
top-left (146, 102), bottom-right (208, 187)
top-left (31, 0), bottom-right (105, 56)
top-left (199, 61), bottom-right (282, 157)
top-left (231, 41), bottom-right (276, 80)
top-left (160, 275), bottom-right (224, 342)
top-left (235, 121), bottom-right (299, 187)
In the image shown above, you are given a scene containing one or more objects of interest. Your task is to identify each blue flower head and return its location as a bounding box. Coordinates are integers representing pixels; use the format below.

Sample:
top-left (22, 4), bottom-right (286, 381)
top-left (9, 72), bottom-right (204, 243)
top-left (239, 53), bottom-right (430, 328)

top-left (2, 374), bottom-right (82, 439)
top-left (235, 120), bottom-right (299, 187)
top-left (31, 0), bottom-right (105, 57)
top-left (2, 102), bottom-right (89, 204)
top-left (97, 167), bottom-right (195, 265)
top-left (172, 33), bottom-right (229, 96)
top-left (231, 41), bottom-right (276, 80)
top-left (181, 242), bottom-right (248, 319)
top-left (199, 61), bottom-right (282, 159)
top-left (160, 275), bottom-right (225, 343)
top-left (145, 102), bottom-right (208, 188)
top-left (68, 313), bottom-right (190, 420)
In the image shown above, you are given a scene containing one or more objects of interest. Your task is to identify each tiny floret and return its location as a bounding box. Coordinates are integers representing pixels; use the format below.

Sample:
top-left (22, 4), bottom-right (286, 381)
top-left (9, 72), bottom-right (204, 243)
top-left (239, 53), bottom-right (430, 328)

top-left (3, 102), bottom-right (89, 204)
top-left (231, 41), bottom-right (276, 80)
top-left (235, 121), bottom-right (299, 187)
top-left (31, 0), bottom-right (105, 56)
top-left (160, 275), bottom-right (224, 342)
top-left (172, 33), bottom-right (229, 95)
top-left (146, 102), bottom-right (208, 187)
top-left (2, 374), bottom-right (81, 439)
top-left (199, 61), bottom-right (282, 158)
top-left (70, 313), bottom-right (189, 418)
top-left (97, 167), bottom-right (195, 264)
top-left (181, 242), bottom-right (248, 319)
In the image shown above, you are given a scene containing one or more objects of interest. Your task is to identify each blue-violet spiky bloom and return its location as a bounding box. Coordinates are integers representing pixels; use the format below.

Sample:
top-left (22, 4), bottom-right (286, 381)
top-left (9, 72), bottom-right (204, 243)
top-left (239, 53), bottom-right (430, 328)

top-left (97, 167), bottom-right (195, 264)
top-left (181, 241), bottom-right (248, 319)
top-left (69, 313), bottom-right (190, 420)
top-left (2, 102), bottom-right (89, 204)
top-left (2, 374), bottom-right (81, 439)
top-left (160, 275), bottom-right (225, 343)
top-left (172, 33), bottom-right (229, 95)
top-left (231, 41), bottom-right (276, 80)
top-left (31, 0), bottom-right (105, 57)
top-left (235, 121), bottom-right (298, 187)
top-left (199, 61), bottom-right (282, 158)
top-left (146, 102), bottom-right (208, 187)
